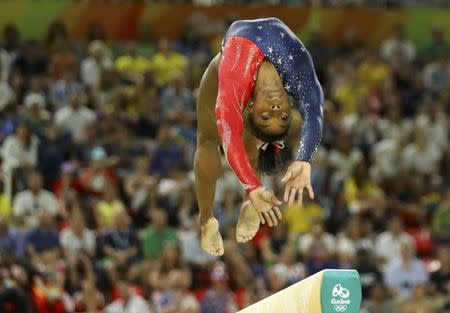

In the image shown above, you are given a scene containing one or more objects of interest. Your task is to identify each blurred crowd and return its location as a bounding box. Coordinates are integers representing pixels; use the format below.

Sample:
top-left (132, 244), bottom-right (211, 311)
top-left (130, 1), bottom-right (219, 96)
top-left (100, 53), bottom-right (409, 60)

top-left (0, 11), bottom-right (449, 313)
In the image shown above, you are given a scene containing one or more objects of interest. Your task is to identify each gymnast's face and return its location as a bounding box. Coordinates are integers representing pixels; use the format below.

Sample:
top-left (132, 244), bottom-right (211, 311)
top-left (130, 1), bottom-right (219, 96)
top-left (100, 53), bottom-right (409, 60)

top-left (250, 86), bottom-right (292, 136)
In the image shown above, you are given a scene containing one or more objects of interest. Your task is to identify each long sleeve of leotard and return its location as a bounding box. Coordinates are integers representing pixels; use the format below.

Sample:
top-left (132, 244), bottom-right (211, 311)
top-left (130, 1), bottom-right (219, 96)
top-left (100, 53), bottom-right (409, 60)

top-left (294, 48), bottom-right (324, 163)
top-left (215, 36), bottom-right (265, 194)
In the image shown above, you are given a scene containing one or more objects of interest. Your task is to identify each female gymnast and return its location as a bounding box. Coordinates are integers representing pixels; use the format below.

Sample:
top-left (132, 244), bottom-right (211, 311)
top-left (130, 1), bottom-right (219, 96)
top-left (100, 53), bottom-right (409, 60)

top-left (194, 17), bottom-right (324, 255)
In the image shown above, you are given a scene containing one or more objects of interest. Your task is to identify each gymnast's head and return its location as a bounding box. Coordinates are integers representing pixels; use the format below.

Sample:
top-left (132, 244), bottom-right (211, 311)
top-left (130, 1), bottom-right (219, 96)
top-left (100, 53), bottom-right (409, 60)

top-left (246, 82), bottom-right (292, 175)
top-left (248, 84), bottom-right (292, 140)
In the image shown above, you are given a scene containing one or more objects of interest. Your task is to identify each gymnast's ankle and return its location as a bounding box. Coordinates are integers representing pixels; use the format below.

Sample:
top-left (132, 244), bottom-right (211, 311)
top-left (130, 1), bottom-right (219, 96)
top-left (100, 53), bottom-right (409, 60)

top-left (199, 215), bottom-right (215, 226)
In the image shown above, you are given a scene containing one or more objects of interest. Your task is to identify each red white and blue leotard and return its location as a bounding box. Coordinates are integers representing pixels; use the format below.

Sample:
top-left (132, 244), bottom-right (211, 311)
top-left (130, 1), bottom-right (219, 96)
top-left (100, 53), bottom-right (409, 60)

top-left (216, 17), bottom-right (324, 194)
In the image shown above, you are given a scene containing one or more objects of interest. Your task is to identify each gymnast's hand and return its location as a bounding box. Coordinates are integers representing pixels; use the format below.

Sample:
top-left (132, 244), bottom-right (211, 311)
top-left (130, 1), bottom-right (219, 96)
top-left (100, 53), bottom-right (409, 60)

top-left (281, 161), bottom-right (314, 206)
top-left (249, 186), bottom-right (282, 227)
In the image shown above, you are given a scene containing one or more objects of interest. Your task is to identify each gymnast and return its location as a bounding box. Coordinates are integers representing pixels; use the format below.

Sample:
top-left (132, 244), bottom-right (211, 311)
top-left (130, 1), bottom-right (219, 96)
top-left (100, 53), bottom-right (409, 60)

top-left (194, 17), bottom-right (324, 255)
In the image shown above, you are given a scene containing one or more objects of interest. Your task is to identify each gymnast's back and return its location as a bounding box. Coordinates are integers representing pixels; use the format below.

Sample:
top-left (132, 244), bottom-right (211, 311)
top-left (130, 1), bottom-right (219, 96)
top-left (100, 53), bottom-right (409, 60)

top-left (222, 17), bottom-right (320, 107)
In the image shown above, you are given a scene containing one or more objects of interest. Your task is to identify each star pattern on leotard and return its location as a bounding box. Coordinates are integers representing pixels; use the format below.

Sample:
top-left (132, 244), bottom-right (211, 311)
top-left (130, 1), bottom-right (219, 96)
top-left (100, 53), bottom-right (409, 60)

top-left (246, 22), bottom-right (312, 101)
top-left (222, 17), bottom-right (324, 167)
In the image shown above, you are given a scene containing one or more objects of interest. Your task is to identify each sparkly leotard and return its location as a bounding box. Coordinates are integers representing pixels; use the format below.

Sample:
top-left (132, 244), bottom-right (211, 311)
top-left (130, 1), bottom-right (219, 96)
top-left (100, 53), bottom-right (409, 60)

top-left (215, 17), bottom-right (324, 193)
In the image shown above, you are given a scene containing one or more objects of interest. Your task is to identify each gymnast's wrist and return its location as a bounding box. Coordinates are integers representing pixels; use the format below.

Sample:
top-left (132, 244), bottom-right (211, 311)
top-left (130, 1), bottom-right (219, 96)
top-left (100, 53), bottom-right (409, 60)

top-left (296, 155), bottom-right (312, 163)
top-left (246, 183), bottom-right (262, 194)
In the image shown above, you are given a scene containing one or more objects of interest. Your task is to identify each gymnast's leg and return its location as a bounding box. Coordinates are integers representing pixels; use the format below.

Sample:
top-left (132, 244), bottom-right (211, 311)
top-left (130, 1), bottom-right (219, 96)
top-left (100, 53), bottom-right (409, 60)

top-left (194, 141), bottom-right (224, 256)
top-left (194, 54), bottom-right (224, 256)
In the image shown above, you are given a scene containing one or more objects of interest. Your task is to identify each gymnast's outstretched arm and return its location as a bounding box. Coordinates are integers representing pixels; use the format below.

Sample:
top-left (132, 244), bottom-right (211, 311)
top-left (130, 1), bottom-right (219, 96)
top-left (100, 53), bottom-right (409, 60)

top-left (281, 44), bottom-right (324, 206)
top-left (194, 54), bottom-right (222, 224)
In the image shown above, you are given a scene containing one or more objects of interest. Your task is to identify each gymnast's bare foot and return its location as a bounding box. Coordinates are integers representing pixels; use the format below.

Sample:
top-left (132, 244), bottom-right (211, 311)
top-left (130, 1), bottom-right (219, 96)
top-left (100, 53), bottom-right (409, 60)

top-left (200, 217), bottom-right (224, 256)
top-left (236, 200), bottom-right (260, 243)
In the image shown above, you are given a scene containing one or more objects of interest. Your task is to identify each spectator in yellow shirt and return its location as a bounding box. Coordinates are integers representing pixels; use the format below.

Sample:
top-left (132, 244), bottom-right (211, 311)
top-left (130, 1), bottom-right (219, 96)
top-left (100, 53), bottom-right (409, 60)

top-left (284, 199), bottom-right (324, 235)
top-left (0, 191), bottom-right (11, 223)
top-left (333, 69), bottom-right (368, 115)
top-left (344, 161), bottom-right (383, 214)
top-left (150, 38), bottom-right (187, 85)
top-left (94, 184), bottom-right (126, 231)
top-left (357, 52), bottom-right (392, 91)
top-left (114, 42), bottom-right (152, 84)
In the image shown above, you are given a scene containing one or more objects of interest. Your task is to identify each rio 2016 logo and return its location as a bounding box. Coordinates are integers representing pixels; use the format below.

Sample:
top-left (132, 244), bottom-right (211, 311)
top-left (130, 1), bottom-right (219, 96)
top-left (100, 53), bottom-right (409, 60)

top-left (331, 284), bottom-right (350, 312)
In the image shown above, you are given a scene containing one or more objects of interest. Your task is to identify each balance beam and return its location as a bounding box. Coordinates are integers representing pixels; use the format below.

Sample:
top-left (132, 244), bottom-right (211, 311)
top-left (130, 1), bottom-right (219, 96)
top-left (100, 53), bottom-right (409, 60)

top-left (238, 269), bottom-right (361, 313)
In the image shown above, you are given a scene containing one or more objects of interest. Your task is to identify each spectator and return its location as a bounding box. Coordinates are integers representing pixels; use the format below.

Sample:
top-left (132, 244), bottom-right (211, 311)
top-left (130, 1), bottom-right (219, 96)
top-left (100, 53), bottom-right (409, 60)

top-left (0, 187), bottom-right (11, 222)
top-left (272, 245), bottom-right (307, 286)
top-left (355, 249), bottom-right (382, 299)
top-left (80, 40), bottom-right (112, 92)
top-left (422, 52), bottom-right (450, 92)
top-left (416, 98), bottom-right (448, 150)
top-left (432, 191), bottom-right (450, 240)
top-left (327, 130), bottom-right (363, 190)
top-left (0, 215), bottom-right (25, 257)
top-left (99, 211), bottom-right (139, 269)
top-left (380, 24), bottom-right (416, 68)
top-left (332, 67), bottom-right (368, 115)
top-left (49, 38), bottom-right (77, 80)
top-left (215, 189), bottom-right (240, 234)
top-left (22, 92), bottom-right (51, 132)
top-left (1, 123), bottom-right (39, 193)
top-left (159, 71), bottom-right (194, 119)
top-left (384, 239), bottom-right (428, 299)
top-left (0, 257), bottom-right (34, 313)
top-left (12, 170), bottom-right (58, 229)
top-left (60, 209), bottom-right (96, 260)
top-left (357, 52), bottom-right (392, 91)
top-left (0, 58), bottom-right (14, 110)
top-left (73, 274), bottom-right (105, 313)
top-left (150, 38), bottom-right (188, 85)
top-left (336, 216), bottom-right (374, 265)
top-left (114, 42), bottom-right (151, 84)
top-left (45, 20), bottom-right (69, 51)
top-left (39, 125), bottom-right (72, 188)
top-left (396, 284), bottom-right (438, 313)
top-left (422, 25), bottom-right (450, 60)
top-left (79, 146), bottom-right (118, 199)
top-left (344, 161), bottom-right (383, 213)
top-left (376, 105), bottom-right (406, 141)
top-left (123, 156), bottom-right (156, 216)
top-left (50, 71), bottom-right (81, 107)
top-left (361, 283), bottom-right (394, 313)
top-left (142, 207), bottom-right (178, 260)
top-left (32, 264), bottom-right (74, 313)
top-left (284, 198), bottom-right (324, 235)
top-left (24, 210), bottom-right (60, 269)
top-left (201, 262), bottom-right (238, 313)
top-left (105, 278), bottom-right (152, 313)
top-left (54, 83), bottom-right (96, 142)
top-left (94, 184), bottom-right (126, 231)
top-left (374, 215), bottom-right (414, 267)
top-left (430, 247), bottom-right (450, 295)
top-left (136, 22), bottom-right (157, 57)
top-left (152, 269), bottom-right (199, 313)
top-left (149, 243), bottom-right (191, 292)
top-left (402, 126), bottom-right (443, 175)
top-left (370, 134), bottom-right (407, 182)
top-left (298, 220), bottom-right (337, 274)
top-left (12, 39), bottom-right (48, 76)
